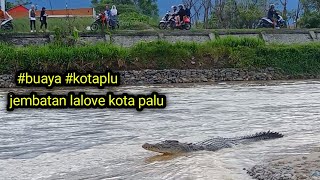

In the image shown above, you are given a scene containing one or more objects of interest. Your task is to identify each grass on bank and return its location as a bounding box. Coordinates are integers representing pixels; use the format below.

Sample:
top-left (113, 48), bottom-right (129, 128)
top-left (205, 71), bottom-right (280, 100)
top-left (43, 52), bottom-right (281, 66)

top-left (8, 12), bottom-right (159, 33)
top-left (0, 36), bottom-right (320, 77)
top-left (6, 14), bottom-right (320, 34)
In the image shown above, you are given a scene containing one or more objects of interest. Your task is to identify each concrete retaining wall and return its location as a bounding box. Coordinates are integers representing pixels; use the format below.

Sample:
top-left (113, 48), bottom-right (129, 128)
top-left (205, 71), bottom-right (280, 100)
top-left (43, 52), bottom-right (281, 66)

top-left (0, 29), bottom-right (319, 47)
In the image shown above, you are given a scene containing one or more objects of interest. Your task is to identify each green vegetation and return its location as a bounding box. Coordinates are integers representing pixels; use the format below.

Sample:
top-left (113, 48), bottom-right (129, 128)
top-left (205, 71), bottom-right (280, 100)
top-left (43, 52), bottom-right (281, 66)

top-left (4, 0), bottom-right (320, 31)
top-left (0, 37), bottom-right (320, 77)
top-left (91, 0), bottom-right (158, 17)
top-left (6, 0), bottom-right (320, 32)
top-left (90, 0), bottom-right (159, 30)
top-left (299, 12), bottom-right (320, 28)
top-left (11, 17), bottom-right (93, 32)
top-left (9, 14), bottom-right (158, 33)
top-left (6, 0), bottom-right (160, 33)
top-left (298, 0), bottom-right (320, 28)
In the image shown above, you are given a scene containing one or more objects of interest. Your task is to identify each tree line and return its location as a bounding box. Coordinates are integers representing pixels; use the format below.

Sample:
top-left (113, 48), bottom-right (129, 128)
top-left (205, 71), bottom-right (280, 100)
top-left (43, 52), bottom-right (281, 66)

top-left (91, 0), bottom-right (158, 17)
top-left (90, 0), bottom-right (320, 29)
top-left (4, 0), bottom-right (320, 28)
top-left (182, 0), bottom-right (320, 28)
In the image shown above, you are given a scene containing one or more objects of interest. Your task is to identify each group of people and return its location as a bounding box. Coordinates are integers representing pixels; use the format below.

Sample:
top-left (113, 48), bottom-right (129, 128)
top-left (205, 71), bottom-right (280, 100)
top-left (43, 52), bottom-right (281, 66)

top-left (1, 3), bottom-right (281, 31)
top-left (170, 4), bottom-right (191, 26)
top-left (29, 5), bottom-right (48, 32)
top-left (100, 4), bottom-right (118, 28)
top-left (0, 4), bottom-right (47, 32)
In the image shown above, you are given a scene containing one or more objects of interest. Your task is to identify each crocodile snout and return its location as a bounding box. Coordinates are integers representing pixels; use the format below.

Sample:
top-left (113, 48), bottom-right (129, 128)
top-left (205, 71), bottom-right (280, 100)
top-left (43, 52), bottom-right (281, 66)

top-left (142, 143), bottom-right (152, 150)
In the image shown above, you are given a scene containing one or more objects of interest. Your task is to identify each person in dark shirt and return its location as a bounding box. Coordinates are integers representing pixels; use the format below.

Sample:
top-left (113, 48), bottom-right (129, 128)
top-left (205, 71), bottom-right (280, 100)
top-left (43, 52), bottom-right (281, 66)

top-left (267, 4), bottom-right (278, 27)
top-left (185, 5), bottom-right (191, 17)
top-left (40, 7), bottom-right (48, 32)
top-left (176, 4), bottom-right (186, 26)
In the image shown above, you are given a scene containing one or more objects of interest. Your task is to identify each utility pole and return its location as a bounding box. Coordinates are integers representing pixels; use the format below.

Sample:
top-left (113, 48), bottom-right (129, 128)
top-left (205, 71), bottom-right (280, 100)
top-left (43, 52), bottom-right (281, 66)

top-left (1, 0), bottom-right (5, 11)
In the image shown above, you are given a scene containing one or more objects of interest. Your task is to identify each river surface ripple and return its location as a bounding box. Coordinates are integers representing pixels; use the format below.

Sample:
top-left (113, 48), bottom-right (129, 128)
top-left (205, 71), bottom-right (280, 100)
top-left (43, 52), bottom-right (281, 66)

top-left (0, 80), bottom-right (319, 180)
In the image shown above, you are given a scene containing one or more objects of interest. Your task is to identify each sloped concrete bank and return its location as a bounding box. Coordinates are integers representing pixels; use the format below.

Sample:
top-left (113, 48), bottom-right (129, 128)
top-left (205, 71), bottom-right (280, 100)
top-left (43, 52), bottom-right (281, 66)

top-left (0, 67), bottom-right (317, 88)
top-left (0, 29), bottom-right (319, 47)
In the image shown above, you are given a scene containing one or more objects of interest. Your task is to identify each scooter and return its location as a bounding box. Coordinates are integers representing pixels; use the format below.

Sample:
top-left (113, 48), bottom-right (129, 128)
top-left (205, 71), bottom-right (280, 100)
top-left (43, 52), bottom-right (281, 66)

top-left (159, 11), bottom-right (174, 29)
top-left (1, 13), bottom-right (13, 31)
top-left (1, 19), bottom-right (13, 30)
top-left (169, 15), bottom-right (191, 30)
top-left (256, 14), bottom-right (286, 29)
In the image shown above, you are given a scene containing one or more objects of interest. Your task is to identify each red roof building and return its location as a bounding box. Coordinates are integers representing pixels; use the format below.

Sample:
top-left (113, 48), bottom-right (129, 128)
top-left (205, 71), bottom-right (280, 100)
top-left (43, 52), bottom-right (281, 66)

top-left (7, 5), bottom-right (95, 19)
top-left (7, 5), bottom-right (29, 19)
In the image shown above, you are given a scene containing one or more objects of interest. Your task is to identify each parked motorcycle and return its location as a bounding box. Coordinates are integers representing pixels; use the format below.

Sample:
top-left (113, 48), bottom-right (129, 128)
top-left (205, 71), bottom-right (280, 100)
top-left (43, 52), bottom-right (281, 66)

top-left (256, 14), bottom-right (286, 28)
top-left (0, 19), bottom-right (13, 31)
top-left (90, 13), bottom-right (119, 31)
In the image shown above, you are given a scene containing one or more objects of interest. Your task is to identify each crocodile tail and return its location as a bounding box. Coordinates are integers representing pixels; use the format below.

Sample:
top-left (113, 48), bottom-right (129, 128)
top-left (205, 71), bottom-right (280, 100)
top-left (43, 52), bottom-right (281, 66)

top-left (238, 130), bottom-right (284, 143)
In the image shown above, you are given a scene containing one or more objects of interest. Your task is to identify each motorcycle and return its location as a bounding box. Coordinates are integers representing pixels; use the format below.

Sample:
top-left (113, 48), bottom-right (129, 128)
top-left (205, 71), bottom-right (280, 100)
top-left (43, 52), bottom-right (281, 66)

top-left (1, 19), bottom-right (13, 31)
top-left (159, 11), bottom-right (174, 29)
top-left (256, 14), bottom-right (286, 29)
top-left (90, 13), bottom-right (119, 31)
top-left (169, 15), bottom-right (191, 30)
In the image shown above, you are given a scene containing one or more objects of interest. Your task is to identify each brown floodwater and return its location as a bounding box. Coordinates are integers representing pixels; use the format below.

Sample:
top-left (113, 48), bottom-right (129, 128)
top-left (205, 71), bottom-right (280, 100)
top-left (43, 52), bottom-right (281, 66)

top-left (0, 80), bottom-right (319, 180)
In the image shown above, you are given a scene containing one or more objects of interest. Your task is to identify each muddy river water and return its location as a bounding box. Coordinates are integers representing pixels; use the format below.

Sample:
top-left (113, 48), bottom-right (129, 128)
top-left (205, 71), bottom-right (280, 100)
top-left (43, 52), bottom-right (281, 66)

top-left (0, 80), bottom-right (319, 180)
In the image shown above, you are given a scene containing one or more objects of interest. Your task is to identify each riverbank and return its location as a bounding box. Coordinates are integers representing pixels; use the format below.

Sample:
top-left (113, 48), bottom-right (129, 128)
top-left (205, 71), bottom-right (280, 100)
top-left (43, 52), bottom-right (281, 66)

top-left (1, 38), bottom-right (320, 74)
top-left (0, 37), bottom-right (320, 88)
top-left (246, 151), bottom-right (320, 180)
top-left (0, 67), bottom-right (307, 88)
top-left (1, 68), bottom-right (320, 88)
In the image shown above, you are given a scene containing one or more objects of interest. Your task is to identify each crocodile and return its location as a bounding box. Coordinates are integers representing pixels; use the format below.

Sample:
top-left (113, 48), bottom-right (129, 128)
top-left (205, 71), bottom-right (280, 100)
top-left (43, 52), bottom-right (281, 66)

top-left (142, 131), bottom-right (283, 154)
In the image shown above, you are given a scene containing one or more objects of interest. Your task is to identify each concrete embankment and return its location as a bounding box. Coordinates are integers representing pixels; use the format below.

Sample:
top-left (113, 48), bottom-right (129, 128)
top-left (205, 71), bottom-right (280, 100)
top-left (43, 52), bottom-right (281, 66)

top-left (0, 29), bottom-right (319, 47)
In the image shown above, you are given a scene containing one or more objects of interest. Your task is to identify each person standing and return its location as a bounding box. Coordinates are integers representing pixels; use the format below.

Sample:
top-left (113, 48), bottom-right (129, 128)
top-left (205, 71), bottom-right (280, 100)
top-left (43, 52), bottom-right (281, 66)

top-left (29, 5), bottom-right (36, 32)
top-left (109, 5), bottom-right (117, 29)
top-left (40, 7), bottom-right (48, 32)
top-left (104, 5), bottom-right (111, 27)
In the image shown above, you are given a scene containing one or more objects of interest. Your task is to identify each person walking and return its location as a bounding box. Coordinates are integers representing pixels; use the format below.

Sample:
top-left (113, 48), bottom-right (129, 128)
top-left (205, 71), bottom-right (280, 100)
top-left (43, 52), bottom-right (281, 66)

top-left (29, 5), bottom-right (36, 32)
top-left (40, 7), bottom-right (48, 32)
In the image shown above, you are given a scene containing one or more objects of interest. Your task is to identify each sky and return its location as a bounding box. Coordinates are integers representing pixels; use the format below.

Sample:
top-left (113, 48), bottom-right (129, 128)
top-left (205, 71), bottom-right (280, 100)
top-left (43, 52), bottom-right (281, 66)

top-left (8, 0), bottom-right (299, 16)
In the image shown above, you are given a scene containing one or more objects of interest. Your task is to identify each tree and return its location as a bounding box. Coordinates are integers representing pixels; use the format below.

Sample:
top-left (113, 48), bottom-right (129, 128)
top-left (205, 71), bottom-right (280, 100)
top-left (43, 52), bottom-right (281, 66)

top-left (92, 0), bottom-right (158, 17)
top-left (183, 0), bottom-right (202, 25)
top-left (91, 0), bottom-right (99, 6)
top-left (15, 0), bottom-right (31, 5)
top-left (5, 0), bottom-right (15, 10)
top-left (135, 0), bottom-right (158, 17)
top-left (279, 0), bottom-right (288, 20)
top-left (202, 0), bottom-right (212, 28)
top-left (299, 0), bottom-right (320, 28)
top-left (301, 0), bottom-right (320, 11)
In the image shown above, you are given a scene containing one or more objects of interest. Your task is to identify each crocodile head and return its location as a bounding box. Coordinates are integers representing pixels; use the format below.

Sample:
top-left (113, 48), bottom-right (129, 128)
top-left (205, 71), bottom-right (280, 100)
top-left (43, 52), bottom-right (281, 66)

top-left (142, 140), bottom-right (191, 154)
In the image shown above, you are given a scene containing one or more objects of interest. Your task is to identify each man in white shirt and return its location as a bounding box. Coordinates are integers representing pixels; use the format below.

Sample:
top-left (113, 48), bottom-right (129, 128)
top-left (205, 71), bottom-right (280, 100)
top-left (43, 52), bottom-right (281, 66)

top-left (29, 5), bottom-right (36, 32)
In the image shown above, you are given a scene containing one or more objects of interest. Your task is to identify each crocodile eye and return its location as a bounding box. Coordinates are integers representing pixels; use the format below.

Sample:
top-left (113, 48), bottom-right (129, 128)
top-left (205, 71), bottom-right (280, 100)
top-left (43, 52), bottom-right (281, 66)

top-left (164, 140), bottom-right (179, 144)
